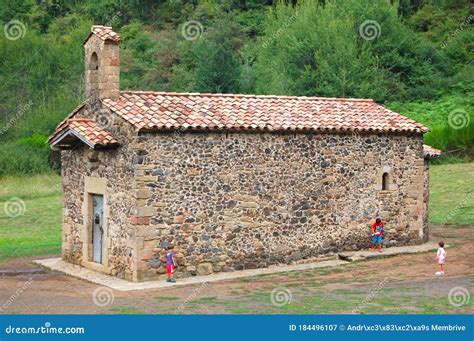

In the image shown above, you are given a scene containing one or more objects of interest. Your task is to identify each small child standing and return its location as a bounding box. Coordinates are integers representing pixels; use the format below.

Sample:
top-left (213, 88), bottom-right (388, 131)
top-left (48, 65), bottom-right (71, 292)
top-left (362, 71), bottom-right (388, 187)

top-left (165, 245), bottom-right (177, 283)
top-left (370, 217), bottom-right (384, 252)
top-left (435, 241), bottom-right (446, 276)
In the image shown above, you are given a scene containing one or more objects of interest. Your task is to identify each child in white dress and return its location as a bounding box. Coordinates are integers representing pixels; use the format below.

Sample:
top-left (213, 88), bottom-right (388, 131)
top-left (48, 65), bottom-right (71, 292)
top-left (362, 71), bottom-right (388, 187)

top-left (435, 241), bottom-right (446, 276)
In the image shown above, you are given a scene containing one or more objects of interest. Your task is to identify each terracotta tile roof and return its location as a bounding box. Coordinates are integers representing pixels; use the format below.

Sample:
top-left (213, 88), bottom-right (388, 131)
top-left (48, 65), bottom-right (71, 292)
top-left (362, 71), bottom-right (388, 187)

top-left (83, 25), bottom-right (121, 45)
top-left (102, 91), bottom-right (429, 134)
top-left (68, 118), bottom-right (119, 146)
top-left (48, 117), bottom-right (119, 149)
top-left (423, 144), bottom-right (442, 158)
top-left (50, 103), bottom-right (85, 138)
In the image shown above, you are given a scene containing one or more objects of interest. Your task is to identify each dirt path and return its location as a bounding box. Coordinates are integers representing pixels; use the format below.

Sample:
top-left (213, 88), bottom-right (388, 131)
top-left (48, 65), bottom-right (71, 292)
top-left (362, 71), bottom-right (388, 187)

top-left (0, 225), bottom-right (472, 314)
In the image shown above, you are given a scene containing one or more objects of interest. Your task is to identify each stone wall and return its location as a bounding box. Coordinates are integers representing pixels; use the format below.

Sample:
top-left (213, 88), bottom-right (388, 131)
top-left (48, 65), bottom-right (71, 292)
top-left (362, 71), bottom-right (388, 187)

top-left (60, 126), bottom-right (427, 282)
top-left (129, 131), bottom-right (426, 281)
top-left (422, 158), bottom-right (430, 242)
top-left (84, 34), bottom-right (120, 101)
top-left (60, 110), bottom-right (137, 280)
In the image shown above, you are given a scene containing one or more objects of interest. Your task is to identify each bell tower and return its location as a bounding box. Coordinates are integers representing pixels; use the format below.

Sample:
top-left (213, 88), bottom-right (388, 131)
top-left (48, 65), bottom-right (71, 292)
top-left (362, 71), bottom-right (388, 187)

top-left (83, 25), bottom-right (121, 104)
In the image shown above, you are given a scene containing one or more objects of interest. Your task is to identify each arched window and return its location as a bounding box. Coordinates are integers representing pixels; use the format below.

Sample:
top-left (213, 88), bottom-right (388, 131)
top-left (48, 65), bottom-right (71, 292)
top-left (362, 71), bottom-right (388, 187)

top-left (90, 52), bottom-right (99, 70)
top-left (382, 172), bottom-right (389, 190)
top-left (88, 52), bottom-right (99, 96)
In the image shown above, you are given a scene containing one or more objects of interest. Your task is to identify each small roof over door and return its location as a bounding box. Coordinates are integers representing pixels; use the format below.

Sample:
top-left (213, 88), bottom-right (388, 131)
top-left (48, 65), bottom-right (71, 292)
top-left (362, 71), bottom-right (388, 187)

top-left (48, 117), bottom-right (119, 150)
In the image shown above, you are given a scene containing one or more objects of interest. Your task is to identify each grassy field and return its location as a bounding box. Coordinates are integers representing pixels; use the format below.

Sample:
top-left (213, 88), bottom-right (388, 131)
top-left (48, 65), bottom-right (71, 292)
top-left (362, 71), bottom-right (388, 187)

top-left (0, 173), bottom-right (61, 262)
top-left (429, 163), bottom-right (474, 225)
top-left (0, 164), bottom-right (473, 263)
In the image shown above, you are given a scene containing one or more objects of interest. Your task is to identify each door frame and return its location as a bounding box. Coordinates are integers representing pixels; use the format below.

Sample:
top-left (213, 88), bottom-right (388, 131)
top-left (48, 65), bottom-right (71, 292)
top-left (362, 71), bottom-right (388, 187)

top-left (81, 176), bottom-right (111, 273)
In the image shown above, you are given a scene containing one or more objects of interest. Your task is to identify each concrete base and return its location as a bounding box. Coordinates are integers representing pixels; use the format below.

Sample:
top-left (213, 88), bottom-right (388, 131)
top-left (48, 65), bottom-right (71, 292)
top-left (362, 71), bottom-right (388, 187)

top-left (339, 241), bottom-right (438, 261)
top-left (34, 241), bottom-right (438, 292)
top-left (34, 257), bottom-right (347, 291)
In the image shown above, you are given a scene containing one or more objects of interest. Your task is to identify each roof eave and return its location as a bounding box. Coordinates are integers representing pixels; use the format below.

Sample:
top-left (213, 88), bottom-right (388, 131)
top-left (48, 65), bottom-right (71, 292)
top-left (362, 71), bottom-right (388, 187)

top-left (47, 103), bottom-right (86, 144)
top-left (49, 128), bottom-right (95, 150)
top-left (135, 125), bottom-right (427, 135)
top-left (49, 128), bottom-right (120, 151)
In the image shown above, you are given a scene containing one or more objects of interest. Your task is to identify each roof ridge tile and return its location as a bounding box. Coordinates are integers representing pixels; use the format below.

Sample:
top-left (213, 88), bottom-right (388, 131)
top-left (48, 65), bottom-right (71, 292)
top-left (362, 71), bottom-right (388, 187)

top-left (119, 90), bottom-right (374, 102)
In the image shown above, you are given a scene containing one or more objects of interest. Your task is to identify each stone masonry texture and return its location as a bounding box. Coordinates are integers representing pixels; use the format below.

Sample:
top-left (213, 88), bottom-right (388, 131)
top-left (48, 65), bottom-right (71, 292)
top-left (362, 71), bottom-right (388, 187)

top-left (60, 126), bottom-right (428, 282)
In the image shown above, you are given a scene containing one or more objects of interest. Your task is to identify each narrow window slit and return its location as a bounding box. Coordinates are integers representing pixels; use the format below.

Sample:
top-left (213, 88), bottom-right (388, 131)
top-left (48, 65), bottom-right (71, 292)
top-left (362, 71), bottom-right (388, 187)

top-left (382, 172), bottom-right (389, 190)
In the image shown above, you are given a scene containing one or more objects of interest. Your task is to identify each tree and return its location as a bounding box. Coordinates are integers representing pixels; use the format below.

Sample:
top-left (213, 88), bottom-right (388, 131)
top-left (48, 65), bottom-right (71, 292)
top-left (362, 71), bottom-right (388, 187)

top-left (255, 0), bottom-right (446, 102)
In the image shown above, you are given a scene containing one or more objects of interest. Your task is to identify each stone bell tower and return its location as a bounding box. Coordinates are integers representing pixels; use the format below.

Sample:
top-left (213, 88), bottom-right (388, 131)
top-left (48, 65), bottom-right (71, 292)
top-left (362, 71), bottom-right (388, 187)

top-left (83, 25), bottom-right (121, 105)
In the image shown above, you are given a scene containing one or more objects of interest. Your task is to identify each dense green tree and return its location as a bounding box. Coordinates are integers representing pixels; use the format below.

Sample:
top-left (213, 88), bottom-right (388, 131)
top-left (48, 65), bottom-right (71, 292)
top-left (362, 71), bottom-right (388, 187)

top-left (255, 0), bottom-right (447, 101)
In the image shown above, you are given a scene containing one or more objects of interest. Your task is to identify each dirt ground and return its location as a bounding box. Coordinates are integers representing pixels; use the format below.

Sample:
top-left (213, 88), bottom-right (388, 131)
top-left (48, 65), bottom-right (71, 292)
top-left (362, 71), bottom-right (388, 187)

top-left (0, 224), bottom-right (472, 314)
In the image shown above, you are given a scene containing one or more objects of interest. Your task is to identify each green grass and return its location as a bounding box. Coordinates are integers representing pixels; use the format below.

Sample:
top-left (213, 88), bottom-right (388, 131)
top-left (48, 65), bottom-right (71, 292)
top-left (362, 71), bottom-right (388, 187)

top-left (0, 173), bottom-right (62, 262)
top-left (171, 282), bottom-right (473, 314)
top-left (0, 173), bottom-right (61, 201)
top-left (187, 296), bottom-right (220, 306)
top-left (109, 307), bottom-right (147, 314)
top-left (154, 296), bottom-right (180, 301)
top-left (429, 163), bottom-right (474, 225)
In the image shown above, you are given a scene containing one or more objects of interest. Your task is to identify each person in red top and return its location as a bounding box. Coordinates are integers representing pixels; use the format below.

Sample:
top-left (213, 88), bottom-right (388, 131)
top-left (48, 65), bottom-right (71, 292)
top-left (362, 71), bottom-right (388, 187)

top-left (370, 218), bottom-right (384, 252)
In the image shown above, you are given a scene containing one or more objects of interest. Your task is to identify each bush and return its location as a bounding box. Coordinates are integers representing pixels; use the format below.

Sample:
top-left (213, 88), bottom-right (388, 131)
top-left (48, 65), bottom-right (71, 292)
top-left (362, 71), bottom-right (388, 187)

top-left (388, 84), bottom-right (473, 158)
top-left (254, 0), bottom-right (447, 102)
top-left (0, 140), bottom-right (53, 175)
top-left (425, 124), bottom-right (474, 157)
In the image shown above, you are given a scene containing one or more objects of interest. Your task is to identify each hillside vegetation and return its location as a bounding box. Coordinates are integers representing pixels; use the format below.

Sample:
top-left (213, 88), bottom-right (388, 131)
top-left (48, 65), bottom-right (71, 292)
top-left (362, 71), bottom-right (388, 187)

top-left (0, 0), bottom-right (472, 175)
